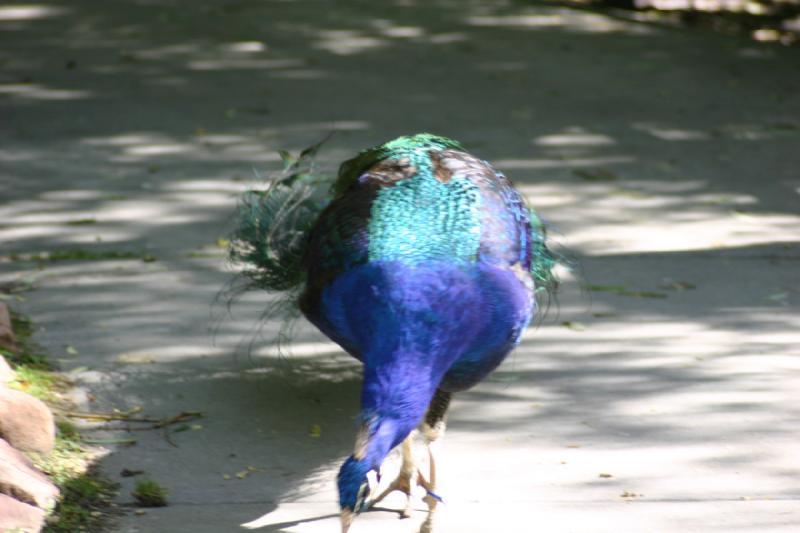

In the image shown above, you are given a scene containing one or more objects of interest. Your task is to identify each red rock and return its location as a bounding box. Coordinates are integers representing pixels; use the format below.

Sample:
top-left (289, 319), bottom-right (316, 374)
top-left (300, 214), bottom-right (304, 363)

top-left (0, 303), bottom-right (14, 351)
top-left (0, 388), bottom-right (55, 455)
top-left (0, 439), bottom-right (58, 510)
top-left (0, 493), bottom-right (45, 532)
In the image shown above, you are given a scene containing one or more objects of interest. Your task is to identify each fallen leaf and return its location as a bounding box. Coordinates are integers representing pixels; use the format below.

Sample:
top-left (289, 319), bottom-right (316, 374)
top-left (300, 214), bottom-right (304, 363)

top-left (632, 291), bottom-right (668, 299)
top-left (308, 424), bottom-right (322, 438)
top-left (116, 353), bottom-right (156, 364)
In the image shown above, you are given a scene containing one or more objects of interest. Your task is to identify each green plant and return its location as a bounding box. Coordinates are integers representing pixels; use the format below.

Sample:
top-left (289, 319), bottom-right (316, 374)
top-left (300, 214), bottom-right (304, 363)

top-left (131, 479), bottom-right (168, 507)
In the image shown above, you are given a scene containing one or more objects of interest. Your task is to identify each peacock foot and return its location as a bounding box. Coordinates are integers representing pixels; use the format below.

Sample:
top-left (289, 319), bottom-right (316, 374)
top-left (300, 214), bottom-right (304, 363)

top-left (417, 477), bottom-right (443, 533)
top-left (368, 468), bottom-right (425, 518)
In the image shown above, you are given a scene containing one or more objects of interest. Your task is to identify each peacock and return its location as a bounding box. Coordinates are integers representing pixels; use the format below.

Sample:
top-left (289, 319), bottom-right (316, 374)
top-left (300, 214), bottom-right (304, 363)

top-left (229, 133), bottom-right (558, 533)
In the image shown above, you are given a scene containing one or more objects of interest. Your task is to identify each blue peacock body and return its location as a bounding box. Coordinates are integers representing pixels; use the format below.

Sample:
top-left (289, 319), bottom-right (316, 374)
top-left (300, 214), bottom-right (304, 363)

top-left (230, 133), bottom-right (558, 532)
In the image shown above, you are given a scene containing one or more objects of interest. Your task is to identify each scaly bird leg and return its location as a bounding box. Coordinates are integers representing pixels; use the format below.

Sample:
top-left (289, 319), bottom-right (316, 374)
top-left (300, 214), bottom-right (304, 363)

top-left (369, 434), bottom-right (418, 518)
top-left (418, 389), bottom-right (452, 533)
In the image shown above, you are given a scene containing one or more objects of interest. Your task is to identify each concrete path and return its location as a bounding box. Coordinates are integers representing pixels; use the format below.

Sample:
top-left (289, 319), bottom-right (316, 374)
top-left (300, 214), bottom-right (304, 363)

top-left (2, 1), bottom-right (799, 532)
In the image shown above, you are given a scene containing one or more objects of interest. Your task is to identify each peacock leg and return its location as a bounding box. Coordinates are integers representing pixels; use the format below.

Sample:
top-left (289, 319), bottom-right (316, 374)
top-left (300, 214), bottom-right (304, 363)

top-left (369, 434), bottom-right (418, 518)
top-left (418, 389), bottom-right (452, 533)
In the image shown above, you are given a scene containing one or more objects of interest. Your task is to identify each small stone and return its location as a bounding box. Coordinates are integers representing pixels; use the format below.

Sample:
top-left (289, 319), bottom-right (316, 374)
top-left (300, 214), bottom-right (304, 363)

top-left (0, 438), bottom-right (59, 510)
top-left (0, 493), bottom-right (45, 532)
top-left (0, 388), bottom-right (56, 454)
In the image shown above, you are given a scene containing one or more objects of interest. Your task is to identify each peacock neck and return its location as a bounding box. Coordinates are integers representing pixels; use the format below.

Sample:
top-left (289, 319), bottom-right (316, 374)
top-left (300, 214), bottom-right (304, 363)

top-left (354, 350), bottom-right (441, 470)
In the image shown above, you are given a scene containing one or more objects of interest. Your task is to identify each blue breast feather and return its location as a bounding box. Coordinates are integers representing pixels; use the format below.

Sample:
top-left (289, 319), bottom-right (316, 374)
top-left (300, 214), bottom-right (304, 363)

top-left (318, 259), bottom-right (533, 451)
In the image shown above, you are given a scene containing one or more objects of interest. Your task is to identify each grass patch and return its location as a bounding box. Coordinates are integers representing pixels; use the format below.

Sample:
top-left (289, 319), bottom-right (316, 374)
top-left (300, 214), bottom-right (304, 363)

top-left (10, 311), bottom-right (34, 340)
top-left (0, 346), bottom-right (50, 369)
top-left (131, 479), bottom-right (168, 507)
top-left (5, 249), bottom-right (157, 263)
top-left (586, 284), bottom-right (667, 299)
top-left (35, 437), bottom-right (117, 533)
top-left (2, 310), bottom-right (52, 371)
top-left (9, 365), bottom-right (61, 401)
top-left (65, 218), bottom-right (98, 226)
top-left (2, 308), bottom-right (118, 532)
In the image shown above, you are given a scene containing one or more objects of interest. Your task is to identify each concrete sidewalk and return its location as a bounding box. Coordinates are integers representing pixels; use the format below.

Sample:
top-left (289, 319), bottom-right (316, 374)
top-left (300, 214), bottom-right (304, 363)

top-left (2, 1), bottom-right (799, 531)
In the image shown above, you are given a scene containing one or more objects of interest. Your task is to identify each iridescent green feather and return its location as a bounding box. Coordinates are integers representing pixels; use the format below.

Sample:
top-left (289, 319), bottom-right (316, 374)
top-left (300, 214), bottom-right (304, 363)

top-left (527, 208), bottom-right (560, 296)
top-left (229, 144), bottom-right (334, 293)
top-left (229, 134), bottom-right (561, 305)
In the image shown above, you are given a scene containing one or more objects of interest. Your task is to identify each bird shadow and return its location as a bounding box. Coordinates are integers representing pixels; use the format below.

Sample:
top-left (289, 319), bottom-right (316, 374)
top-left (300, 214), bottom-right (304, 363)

top-left (242, 506), bottom-right (406, 531)
top-left (241, 512), bottom-right (339, 532)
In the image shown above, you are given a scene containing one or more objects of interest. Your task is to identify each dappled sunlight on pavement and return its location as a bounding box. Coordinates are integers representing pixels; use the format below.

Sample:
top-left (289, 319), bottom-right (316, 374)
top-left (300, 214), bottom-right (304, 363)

top-left (1, 0), bottom-right (799, 531)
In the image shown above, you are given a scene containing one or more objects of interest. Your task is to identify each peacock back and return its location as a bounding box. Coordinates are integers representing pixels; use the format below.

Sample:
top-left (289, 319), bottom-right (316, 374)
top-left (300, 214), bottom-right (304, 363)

top-left (229, 133), bottom-right (557, 323)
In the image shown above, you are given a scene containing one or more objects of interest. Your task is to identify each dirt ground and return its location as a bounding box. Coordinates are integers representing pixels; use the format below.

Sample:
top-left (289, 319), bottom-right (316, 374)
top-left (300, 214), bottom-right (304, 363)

top-left (2, 1), bottom-right (799, 532)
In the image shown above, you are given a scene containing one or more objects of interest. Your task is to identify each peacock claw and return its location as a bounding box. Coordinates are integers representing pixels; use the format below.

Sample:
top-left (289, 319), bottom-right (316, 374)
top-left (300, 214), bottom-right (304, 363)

top-left (369, 471), bottom-right (417, 518)
top-left (366, 435), bottom-right (423, 518)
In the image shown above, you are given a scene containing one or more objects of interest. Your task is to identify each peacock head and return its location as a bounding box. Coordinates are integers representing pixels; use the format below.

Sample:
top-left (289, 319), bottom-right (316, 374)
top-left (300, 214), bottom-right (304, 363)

top-left (337, 455), bottom-right (373, 532)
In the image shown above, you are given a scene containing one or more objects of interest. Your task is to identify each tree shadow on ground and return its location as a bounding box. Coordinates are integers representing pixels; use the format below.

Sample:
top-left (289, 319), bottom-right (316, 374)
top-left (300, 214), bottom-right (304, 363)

top-left (1, 0), bottom-right (799, 531)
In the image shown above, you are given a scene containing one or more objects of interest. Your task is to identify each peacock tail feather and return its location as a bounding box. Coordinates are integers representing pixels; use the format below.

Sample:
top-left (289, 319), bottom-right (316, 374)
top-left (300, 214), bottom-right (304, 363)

top-left (228, 140), bottom-right (334, 295)
top-left (527, 208), bottom-right (560, 297)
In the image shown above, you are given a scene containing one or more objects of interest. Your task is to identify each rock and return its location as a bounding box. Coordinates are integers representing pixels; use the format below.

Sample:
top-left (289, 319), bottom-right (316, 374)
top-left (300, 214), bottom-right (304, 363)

top-left (0, 493), bottom-right (45, 533)
top-left (0, 303), bottom-right (15, 351)
top-left (0, 356), bottom-right (14, 384)
top-left (0, 389), bottom-right (55, 454)
top-left (0, 438), bottom-right (59, 510)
